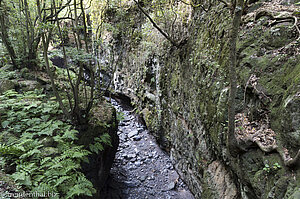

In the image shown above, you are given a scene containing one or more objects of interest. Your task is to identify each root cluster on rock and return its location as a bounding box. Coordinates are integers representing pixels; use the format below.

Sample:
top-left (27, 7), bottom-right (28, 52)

top-left (234, 113), bottom-right (300, 167)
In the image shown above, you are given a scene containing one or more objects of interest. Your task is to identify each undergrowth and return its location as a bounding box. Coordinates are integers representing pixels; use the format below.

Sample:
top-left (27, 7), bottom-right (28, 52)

top-left (0, 89), bottom-right (110, 198)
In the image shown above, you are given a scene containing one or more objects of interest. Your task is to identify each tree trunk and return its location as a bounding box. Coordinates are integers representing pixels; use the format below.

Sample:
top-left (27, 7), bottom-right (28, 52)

top-left (0, 1), bottom-right (17, 67)
top-left (23, 0), bottom-right (38, 69)
top-left (227, 0), bottom-right (244, 157)
top-left (80, 0), bottom-right (94, 115)
top-left (73, 0), bottom-right (82, 49)
top-left (36, 0), bottom-right (70, 119)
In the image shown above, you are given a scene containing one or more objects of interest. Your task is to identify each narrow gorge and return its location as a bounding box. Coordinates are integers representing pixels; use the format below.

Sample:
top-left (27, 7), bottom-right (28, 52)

top-left (102, 0), bottom-right (300, 198)
top-left (0, 0), bottom-right (299, 198)
top-left (101, 97), bottom-right (194, 198)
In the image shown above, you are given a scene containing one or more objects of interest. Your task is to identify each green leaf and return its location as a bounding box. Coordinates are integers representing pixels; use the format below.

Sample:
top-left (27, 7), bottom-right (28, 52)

top-left (11, 171), bottom-right (26, 181)
top-left (20, 148), bottom-right (41, 159)
top-left (54, 176), bottom-right (71, 187)
top-left (33, 175), bottom-right (45, 185)
top-left (40, 157), bottom-right (52, 165)
top-left (62, 129), bottom-right (78, 140)
top-left (1, 121), bottom-right (10, 128)
top-left (100, 133), bottom-right (111, 146)
top-left (0, 88), bottom-right (95, 197)
top-left (24, 103), bottom-right (39, 110)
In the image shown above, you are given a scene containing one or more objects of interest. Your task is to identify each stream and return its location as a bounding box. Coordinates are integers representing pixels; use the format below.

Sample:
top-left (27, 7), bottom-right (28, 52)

top-left (101, 98), bottom-right (195, 199)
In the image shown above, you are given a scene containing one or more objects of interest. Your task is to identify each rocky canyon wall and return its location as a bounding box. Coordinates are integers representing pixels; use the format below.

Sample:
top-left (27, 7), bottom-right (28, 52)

top-left (104, 0), bottom-right (300, 198)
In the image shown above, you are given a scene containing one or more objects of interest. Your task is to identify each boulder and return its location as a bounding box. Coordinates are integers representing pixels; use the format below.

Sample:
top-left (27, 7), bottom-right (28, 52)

top-left (18, 80), bottom-right (41, 91)
top-left (0, 80), bottom-right (16, 94)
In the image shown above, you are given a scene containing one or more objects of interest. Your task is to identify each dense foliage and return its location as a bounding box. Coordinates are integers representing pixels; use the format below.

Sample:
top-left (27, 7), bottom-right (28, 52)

top-left (0, 90), bottom-right (110, 198)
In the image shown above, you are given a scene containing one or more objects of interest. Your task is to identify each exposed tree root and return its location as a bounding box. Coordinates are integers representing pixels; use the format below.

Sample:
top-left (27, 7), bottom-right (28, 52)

top-left (252, 4), bottom-right (300, 40)
top-left (244, 74), bottom-right (272, 104)
top-left (256, 143), bottom-right (300, 167)
top-left (276, 147), bottom-right (300, 167)
top-left (235, 113), bottom-right (300, 168)
top-left (292, 16), bottom-right (300, 40)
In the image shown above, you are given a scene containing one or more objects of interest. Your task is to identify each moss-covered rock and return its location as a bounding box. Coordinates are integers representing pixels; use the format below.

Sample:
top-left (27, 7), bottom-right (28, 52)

top-left (18, 80), bottom-right (41, 91)
top-left (79, 100), bottom-right (119, 195)
top-left (104, 0), bottom-right (300, 198)
top-left (0, 79), bottom-right (16, 94)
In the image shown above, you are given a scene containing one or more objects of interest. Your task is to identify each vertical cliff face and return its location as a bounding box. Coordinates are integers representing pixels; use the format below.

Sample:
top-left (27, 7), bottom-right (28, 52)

top-left (105, 0), bottom-right (300, 198)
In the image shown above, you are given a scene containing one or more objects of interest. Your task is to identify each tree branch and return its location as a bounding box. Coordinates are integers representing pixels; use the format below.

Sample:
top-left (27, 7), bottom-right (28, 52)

top-left (47, 17), bottom-right (75, 22)
top-left (36, 0), bottom-right (70, 119)
top-left (0, 1), bottom-right (18, 67)
top-left (179, 0), bottom-right (208, 12)
top-left (134, 0), bottom-right (180, 47)
top-left (45, 0), bottom-right (72, 21)
top-left (217, 0), bottom-right (230, 8)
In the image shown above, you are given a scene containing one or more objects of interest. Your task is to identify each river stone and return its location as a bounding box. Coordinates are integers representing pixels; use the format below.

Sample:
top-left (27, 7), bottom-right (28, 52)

top-left (125, 181), bottom-right (139, 187)
top-left (140, 175), bottom-right (147, 182)
top-left (128, 130), bottom-right (138, 138)
top-left (127, 153), bottom-right (136, 159)
top-left (134, 161), bottom-right (142, 167)
top-left (166, 182), bottom-right (176, 191)
top-left (141, 157), bottom-right (146, 161)
top-left (166, 163), bottom-right (173, 170)
top-left (133, 135), bottom-right (142, 141)
top-left (119, 133), bottom-right (127, 141)
top-left (146, 152), bottom-right (153, 158)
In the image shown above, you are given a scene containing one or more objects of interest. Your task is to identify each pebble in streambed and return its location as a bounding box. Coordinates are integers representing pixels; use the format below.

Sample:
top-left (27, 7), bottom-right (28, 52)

top-left (101, 98), bottom-right (195, 199)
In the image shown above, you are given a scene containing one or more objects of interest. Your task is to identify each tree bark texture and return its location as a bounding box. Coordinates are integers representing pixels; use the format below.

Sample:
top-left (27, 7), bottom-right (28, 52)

top-left (227, 0), bottom-right (244, 157)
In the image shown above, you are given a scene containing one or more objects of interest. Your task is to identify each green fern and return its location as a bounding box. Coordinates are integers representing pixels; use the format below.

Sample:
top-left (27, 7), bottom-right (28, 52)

top-left (89, 133), bottom-right (112, 153)
top-left (66, 174), bottom-right (96, 199)
top-left (0, 144), bottom-right (23, 157)
top-left (0, 90), bottom-right (98, 198)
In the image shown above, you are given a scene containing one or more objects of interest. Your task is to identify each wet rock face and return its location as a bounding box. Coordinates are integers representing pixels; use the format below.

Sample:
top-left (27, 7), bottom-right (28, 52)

top-left (206, 161), bottom-right (238, 199)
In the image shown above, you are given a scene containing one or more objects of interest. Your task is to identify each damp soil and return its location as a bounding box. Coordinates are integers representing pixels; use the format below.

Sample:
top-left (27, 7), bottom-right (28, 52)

top-left (101, 98), bottom-right (195, 199)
